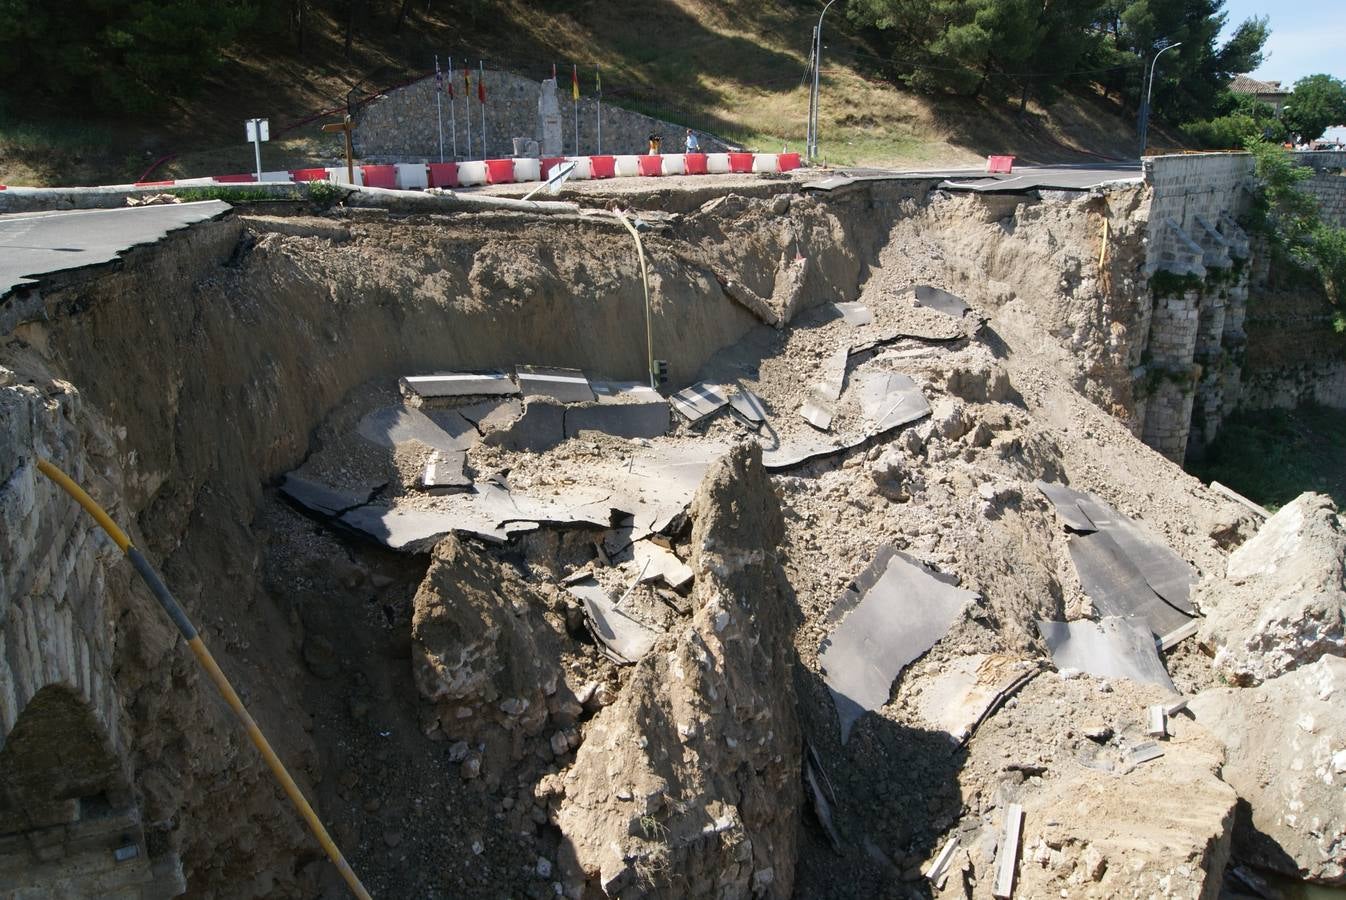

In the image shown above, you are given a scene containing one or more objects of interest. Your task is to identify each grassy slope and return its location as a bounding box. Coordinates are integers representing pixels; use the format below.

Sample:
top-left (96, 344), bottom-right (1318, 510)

top-left (2, 0), bottom-right (1156, 187)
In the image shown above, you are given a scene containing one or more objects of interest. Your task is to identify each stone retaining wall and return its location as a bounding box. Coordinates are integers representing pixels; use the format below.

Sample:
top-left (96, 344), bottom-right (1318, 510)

top-left (352, 68), bottom-right (730, 162)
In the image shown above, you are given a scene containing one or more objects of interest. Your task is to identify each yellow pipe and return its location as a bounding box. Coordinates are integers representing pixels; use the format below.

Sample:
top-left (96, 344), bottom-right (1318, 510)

top-left (35, 457), bottom-right (372, 900)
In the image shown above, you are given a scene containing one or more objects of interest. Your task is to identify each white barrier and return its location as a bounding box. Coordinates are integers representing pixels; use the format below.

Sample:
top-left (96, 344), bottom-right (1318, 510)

top-left (706, 153), bottom-right (731, 175)
top-left (614, 155), bottom-right (641, 178)
top-left (395, 163), bottom-right (429, 189)
top-left (564, 157), bottom-right (592, 180)
top-left (512, 158), bottom-right (541, 182)
top-left (661, 154), bottom-right (686, 176)
top-left (326, 166), bottom-right (363, 186)
top-left (260, 171), bottom-right (293, 182)
top-left (752, 154), bottom-right (780, 174)
top-left (457, 160), bottom-right (488, 186)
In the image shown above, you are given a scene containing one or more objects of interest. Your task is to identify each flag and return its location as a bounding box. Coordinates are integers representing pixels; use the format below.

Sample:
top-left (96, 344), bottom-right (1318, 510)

top-left (463, 65), bottom-right (471, 98)
top-left (595, 66), bottom-right (602, 97)
top-left (478, 63), bottom-right (486, 103)
top-left (572, 64), bottom-right (579, 101)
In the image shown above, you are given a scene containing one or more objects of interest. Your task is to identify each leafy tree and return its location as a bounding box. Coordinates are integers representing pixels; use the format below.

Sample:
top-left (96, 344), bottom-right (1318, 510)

top-left (1246, 137), bottom-right (1346, 322)
top-left (0, 0), bottom-right (259, 112)
top-left (1284, 74), bottom-right (1346, 144)
top-left (1182, 91), bottom-right (1287, 148)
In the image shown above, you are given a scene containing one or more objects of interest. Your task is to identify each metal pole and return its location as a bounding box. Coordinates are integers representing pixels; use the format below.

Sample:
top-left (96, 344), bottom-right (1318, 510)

top-left (597, 68), bottom-right (603, 155)
top-left (811, 0), bottom-right (837, 160)
top-left (252, 120), bottom-right (263, 179)
top-left (464, 61), bottom-right (472, 160)
top-left (806, 26), bottom-right (817, 157)
top-left (435, 55), bottom-right (445, 163)
top-left (449, 58), bottom-right (458, 161)
top-left (1139, 42), bottom-right (1181, 159)
top-left (613, 208), bottom-right (656, 388)
top-left (479, 60), bottom-right (486, 157)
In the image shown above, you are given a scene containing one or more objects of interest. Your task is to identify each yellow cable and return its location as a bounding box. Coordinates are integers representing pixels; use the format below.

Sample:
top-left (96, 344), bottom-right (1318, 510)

top-left (35, 457), bottom-right (372, 900)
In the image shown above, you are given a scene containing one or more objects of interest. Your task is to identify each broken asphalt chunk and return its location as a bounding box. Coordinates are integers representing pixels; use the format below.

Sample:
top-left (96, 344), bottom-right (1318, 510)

top-left (1037, 617), bottom-right (1177, 693)
top-left (855, 370), bottom-right (931, 435)
top-left (565, 576), bottom-right (662, 664)
top-left (401, 371), bottom-right (518, 398)
top-left (914, 284), bottom-right (972, 318)
top-left (515, 364), bottom-right (596, 404)
top-left (727, 387), bottom-right (767, 429)
top-left (833, 301), bottom-right (873, 327)
top-left (819, 546), bottom-right (977, 743)
top-left (670, 382), bottom-right (728, 423)
top-left (280, 473), bottom-right (372, 518)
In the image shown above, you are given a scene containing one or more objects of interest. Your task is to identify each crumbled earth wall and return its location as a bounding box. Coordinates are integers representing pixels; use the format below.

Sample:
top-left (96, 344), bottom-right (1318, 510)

top-left (552, 445), bottom-right (801, 898)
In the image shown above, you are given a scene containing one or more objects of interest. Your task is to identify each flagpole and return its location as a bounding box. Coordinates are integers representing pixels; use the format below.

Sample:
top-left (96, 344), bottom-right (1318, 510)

top-left (572, 64), bottom-right (579, 156)
top-left (464, 61), bottom-right (472, 160)
top-left (434, 55), bottom-right (444, 163)
top-left (448, 58), bottom-right (458, 161)
top-left (596, 67), bottom-right (602, 155)
top-left (479, 60), bottom-right (486, 156)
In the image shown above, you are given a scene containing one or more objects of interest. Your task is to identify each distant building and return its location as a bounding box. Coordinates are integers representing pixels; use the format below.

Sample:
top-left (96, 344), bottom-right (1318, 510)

top-left (1229, 75), bottom-right (1291, 115)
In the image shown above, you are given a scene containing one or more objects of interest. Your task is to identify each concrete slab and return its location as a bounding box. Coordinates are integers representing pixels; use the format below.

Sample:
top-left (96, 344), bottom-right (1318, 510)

top-left (483, 399), bottom-right (566, 452)
top-left (799, 397), bottom-right (835, 431)
top-left (913, 654), bottom-right (1039, 744)
top-left (340, 504), bottom-right (496, 551)
top-left (1037, 616), bottom-right (1177, 693)
top-left (670, 383), bottom-right (728, 423)
top-left (568, 382), bottom-right (670, 439)
top-left (1033, 480), bottom-right (1097, 532)
top-left (1075, 499), bottom-right (1196, 614)
top-left (401, 371), bottom-right (518, 398)
top-left (914, 285), bottom-right (971, 318)
top-left (630, 540), bottom-right (694, 590)
top-left (820, 546), bottom-right (977, 743)
top-left (516, 365), bottom-right (596, 403)
top-left (418, 450), bottom-right (469, 490)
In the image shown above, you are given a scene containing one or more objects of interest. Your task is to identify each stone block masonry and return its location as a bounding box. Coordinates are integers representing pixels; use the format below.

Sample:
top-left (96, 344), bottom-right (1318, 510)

top-left (353, 68), bottom-right (729, 162)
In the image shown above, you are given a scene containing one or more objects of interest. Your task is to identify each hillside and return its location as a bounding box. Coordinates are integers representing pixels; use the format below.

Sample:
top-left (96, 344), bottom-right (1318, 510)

top-left (0, 0), bottom-right (1155, 187)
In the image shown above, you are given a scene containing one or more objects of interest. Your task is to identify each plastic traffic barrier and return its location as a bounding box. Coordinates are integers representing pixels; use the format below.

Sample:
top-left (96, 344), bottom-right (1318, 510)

top-left (752, 153), bottom-right (780, 173)
top-left (728, 152), bottom-right (754, 173)
top-left (564, 157), bottom-right (593, 180)
top-left (661, 154), bottom-right (686, 176)
top-left (637, 155), bottom-right (663, 176)
top-left (325, 166), bottom-right (363, 186)
top-left (485, 158), bottom-right (516, 184)
top-left (212, 174), bottom-right (257, 183)
top-left (684, 153), bottom-right (709, 175)
top-left (541, 157), bottom-right (567, 178)
top-left (427, 163), bottom-right (459, 188)
top-left (987, 155), bottom-right (1015, 174)
top-left (394, 163), bottom-right (429, 189)
top-left (779, 152), bottom-right (802, 172)
top-left (457, 160), bottom-right (488, 186)
top-left (614, 155), bottom-right (641, 177)
top-left (291, 168), bottom-right (330, 182)
top-left (512, 158), bottom-right (541, 182)
top-left (589, 156), bottom-right (616, 179)
top-left (706, 153), bottom-right (731, 174)
top-left (360, 165), bottom-right (397, 188)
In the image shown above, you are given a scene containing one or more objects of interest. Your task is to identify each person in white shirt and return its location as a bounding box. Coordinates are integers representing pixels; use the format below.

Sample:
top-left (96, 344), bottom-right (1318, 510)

top-left (685, 129), bottom-right (700, 153)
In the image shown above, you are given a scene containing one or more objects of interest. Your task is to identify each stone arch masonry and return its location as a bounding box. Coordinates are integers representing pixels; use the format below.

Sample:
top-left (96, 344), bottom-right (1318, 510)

top-left (0, 383), bottom-right (184, 898)
top-left (1133, 151), bottom-right (1346, 462)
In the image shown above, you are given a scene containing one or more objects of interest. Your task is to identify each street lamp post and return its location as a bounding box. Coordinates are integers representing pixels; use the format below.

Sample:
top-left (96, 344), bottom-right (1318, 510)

top-left (807, 0), bottom-right (838, 161)
top-left (1138, 41), bottom-right (1182, 159)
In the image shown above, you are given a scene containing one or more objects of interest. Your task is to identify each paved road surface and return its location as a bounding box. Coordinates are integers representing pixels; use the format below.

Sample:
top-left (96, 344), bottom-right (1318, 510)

top-left (804, 162), bottom-right (1141, 193)
top-left (0, 201), bottom-right (230, 300)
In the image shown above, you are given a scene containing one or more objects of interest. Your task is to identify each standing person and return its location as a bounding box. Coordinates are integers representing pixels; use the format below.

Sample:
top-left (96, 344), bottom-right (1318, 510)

top-left (648, 133), bottom-right (662, 155)
top-left (685, 128), bottom-right (699, 153)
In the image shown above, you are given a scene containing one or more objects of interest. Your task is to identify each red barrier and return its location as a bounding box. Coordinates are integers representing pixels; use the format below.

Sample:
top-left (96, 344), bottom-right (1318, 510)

top-left (485, 159), bottom-right (515, 184)
top-left (589, 155), bottom-right (616, 179)
top-left (290, 168), bottom-right (329, 182)
top-left (428, 163), bottom-right (459, 188)
top-left (637, 155), bottom-right (664, 177)
top-left (728, 152), bottom-right (754, 173)
top-left (778, 153), bottom-right (801, 172)
top-left (361, 165), bottom-right (397, 188)
top-left (134, 180), bottom-right (177, 187)
top-left (683, 153), bottom-right (709, 175)
top-left (213, 174), bottom-right (257, 183)
top-left (987, 155), bottom-right (1015, 174)
top-left (540, 156), bottom-right (567, 178)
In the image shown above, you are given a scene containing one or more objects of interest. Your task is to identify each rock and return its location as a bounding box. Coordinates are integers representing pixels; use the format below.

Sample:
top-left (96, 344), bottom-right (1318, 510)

top-left (549, 731), bottom-right (569, 757)
top-left (411, 536), bottom-right (563, 745)
top-left (536, 857), bottom-right (553, 879)
top-left (930, 400), bottom-right (969, 442)
top-left (1190, 656), bottom-right (1346, 884)
top-left (554, 445), bottom-right (801, 898)
top-left (868, 448), bottom-right (909, 502)
top-left (1197, 493), bottom-right (1345, 685)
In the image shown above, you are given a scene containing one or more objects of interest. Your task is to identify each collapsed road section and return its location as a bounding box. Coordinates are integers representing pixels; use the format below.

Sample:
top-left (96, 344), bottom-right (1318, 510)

top-left (1, 164), bottom-right (1342, 899)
